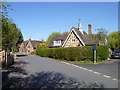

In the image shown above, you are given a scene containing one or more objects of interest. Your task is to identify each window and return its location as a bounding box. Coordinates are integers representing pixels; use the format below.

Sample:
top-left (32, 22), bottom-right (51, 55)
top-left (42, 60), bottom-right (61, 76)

top-left (53, 40), bottom-right (61, 46)
top-left (71, 38), bottom-right (76, 43)
top-left (28, 46), bottom-right (30, 48)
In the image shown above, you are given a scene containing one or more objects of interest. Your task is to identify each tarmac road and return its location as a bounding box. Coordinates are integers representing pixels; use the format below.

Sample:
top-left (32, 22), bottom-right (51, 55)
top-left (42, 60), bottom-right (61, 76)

top-left (2, 55), bottom-right (119, 88)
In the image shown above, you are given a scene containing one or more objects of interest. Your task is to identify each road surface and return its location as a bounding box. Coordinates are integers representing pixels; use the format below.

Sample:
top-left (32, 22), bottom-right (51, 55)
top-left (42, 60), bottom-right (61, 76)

top-left (75, 59), bottom-right (119, 79)
top-left (2, 55), bottom-right (119, 88)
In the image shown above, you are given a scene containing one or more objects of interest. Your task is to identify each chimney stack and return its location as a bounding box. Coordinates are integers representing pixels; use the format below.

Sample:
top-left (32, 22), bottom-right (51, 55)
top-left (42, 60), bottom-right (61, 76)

top-left (88, 24), bottom-right (92, 35)
top-left (29, 38), bottom-right (31, 41)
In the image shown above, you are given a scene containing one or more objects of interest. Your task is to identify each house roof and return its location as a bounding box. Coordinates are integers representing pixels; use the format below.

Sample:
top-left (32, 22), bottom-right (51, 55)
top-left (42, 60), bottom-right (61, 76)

top-left (31, 40), bottom-right (43, 47)
top-left (22, 39), bottom-right (44, 47)
top-left (22, 40), bottom-right (29, 47)
top-left (73, 27), bottom-right (98, 45)
top-left (48, 27), bottom-right (99, 47)
top-left (48, 34), bottom-right (68, 47)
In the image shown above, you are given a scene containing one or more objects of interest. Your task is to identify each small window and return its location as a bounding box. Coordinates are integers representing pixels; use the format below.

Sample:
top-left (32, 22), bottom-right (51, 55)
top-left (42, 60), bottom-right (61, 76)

top-left (71, 38), bottom-right (76, 43)
top-left (53, 40), bottom-right (61, 46)
top-left (28, 46), bottom-right (30, 48)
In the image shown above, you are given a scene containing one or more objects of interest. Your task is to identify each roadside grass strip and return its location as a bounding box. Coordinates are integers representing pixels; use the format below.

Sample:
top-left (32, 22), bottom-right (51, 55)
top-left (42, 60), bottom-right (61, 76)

top-left (61, 61), bottom-right (118, 82)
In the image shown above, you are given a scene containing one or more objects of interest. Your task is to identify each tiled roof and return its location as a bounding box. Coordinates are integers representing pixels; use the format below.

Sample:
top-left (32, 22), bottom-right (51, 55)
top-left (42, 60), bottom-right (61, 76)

top-left (74, 28), bottom-right (98, 45)
top-left (48, 34), bottom-right (68, 47)
top-left (48, 27), bottom-right (99, 47)
top-left (22, 39), bottom-right (44, 47)
top-left (31, 40), bottom-right (43, 47)
top-left (22, 40), bottom-right (29, 47)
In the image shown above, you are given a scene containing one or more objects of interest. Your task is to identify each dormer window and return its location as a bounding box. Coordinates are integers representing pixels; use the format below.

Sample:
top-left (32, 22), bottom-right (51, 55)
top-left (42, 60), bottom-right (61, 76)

top-left (53, 40), bottom-right (61, 46)
top-left (71, 38), bottom-right (76, 43)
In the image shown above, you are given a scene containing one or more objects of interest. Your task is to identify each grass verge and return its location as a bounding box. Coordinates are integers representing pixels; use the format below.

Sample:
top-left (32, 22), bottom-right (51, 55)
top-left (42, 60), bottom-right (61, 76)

top-left (36, 55), bottom-right (108, 64)
top-left (15, 53), bottom-right (29, 55)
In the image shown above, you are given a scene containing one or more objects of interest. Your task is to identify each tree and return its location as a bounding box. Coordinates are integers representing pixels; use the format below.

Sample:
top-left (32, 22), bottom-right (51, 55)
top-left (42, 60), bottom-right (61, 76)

top-left (2, 18), bottom-right (23, 52)
top-left (46, 32), bottom-right (61, 46)
top-left (39, 43), bottom-right (47, 48)
top-left (0, 2), bottom-right (13, 18)
top-left (107, 32), bottom-right (120, 49)
top-left (94, 28), bottom-right (108, 45)
top-left (1, 2), bottom-right (23, 52)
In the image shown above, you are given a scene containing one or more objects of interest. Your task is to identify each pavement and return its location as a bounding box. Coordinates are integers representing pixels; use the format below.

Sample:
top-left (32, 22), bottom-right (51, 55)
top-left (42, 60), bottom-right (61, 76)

top-left (2, 55), bottom-right (119, 88)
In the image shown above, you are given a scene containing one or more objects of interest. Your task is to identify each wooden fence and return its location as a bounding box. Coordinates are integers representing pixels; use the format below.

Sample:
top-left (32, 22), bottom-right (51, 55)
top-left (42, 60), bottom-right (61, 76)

top-left (0, 50), bottom-right (14, 67)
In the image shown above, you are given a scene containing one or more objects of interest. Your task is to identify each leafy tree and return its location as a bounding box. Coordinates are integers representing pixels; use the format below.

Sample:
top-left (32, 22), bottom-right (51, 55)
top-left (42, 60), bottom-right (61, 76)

top-left (39, 43), bottom-right (47, 48)
top-left (0, 2), bottom-right (13, 18)
top-left (107, 32), bottom-right (120, 49)
top-left (2, 18), bottom-right (23, 52)
top-left (89, 28), bottom-right (108, 45)
top-left (46, 32), bottom-right (61, 46)
top-left (1, 2), bottom-right (23, 52)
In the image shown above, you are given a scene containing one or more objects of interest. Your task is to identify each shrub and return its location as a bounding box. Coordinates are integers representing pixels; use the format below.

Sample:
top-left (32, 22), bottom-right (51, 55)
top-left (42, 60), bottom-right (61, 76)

top-left (96, 46), bottom-right (109, 60)
top-left (36, 46), bottom-right (109, 61)
top-left (30, 51), bottom-right (36, 55)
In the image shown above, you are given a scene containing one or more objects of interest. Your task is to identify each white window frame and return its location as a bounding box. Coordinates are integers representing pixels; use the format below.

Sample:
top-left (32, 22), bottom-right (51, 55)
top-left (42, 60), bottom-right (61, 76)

top-left (53, 40), bottom-right (61, 46)
top-left (28, 46), bottom-right (30, 48)
top-left (71, 38), bottom-right (76, 43)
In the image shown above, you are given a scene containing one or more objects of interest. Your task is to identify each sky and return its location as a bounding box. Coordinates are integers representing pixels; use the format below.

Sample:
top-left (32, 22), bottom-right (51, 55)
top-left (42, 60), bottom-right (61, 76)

top-left (6, 2), bottom-right (118, 41)
top-left (6, 0), bottom-right (120, 2)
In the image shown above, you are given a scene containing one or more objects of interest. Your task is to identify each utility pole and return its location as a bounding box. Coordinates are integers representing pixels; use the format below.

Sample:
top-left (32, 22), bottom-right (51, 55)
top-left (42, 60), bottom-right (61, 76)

top-left (93, 45), bottom-right (96, 63)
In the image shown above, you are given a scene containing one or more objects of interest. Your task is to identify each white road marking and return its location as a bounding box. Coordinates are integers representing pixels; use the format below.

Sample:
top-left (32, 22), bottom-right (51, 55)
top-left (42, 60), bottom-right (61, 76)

top-left (93, 71), bottom-right (101, 74)
top-left (61, 61), bottom-right (118, 81)
top-left (61, 61), bottom-right (71, 65)
top-left (78, 66), bottom-right (83, 69)
top-left (81, 67), bottom-right (88, 70)
top-left (103, 75), bottom-right (111, 78)
top-left (112, 78), bottom-right (118, 81)
top-left (88, 70), bottom-right (93, 72)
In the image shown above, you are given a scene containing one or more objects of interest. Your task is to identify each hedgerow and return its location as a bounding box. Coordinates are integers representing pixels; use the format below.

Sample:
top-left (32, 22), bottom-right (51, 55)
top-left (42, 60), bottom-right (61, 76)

top-left (36, 46), bottom-right (109, 61)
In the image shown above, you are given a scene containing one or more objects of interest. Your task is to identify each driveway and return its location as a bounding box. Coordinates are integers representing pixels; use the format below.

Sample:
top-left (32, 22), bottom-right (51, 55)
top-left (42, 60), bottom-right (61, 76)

top-left (2, 55), bottom-right (118, 88)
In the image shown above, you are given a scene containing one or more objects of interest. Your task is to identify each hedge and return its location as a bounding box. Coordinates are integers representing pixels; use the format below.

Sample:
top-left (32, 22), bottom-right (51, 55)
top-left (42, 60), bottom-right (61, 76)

top-left (36, 46), bottom-right (109, 61)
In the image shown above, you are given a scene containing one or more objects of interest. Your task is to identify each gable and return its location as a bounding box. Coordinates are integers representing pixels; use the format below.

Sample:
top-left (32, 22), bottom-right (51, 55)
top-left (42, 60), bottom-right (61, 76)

top-left (26, 41), bottom-right (33, 49)
top-left (63, 31), bottom-right (83, 47)
top-left (62, 27), bottom-right (86, 47)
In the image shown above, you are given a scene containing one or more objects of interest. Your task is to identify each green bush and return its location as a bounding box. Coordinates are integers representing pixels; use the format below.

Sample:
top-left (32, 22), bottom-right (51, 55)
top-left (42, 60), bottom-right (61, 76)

top-left (96, 46), bottom-right (109, 60)
top-left (30, 51), bottom-right (36, 55)
top-left (36, 46), bottom-right (109, 61)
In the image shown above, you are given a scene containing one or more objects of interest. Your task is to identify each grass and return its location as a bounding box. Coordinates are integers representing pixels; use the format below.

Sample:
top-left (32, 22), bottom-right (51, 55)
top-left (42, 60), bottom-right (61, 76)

top-left (36, 55), bottom-right (108, 64)
top-left (53, 58), bottom-right (108, 64)
top-left (15, 52), bottom-right (29, 55)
